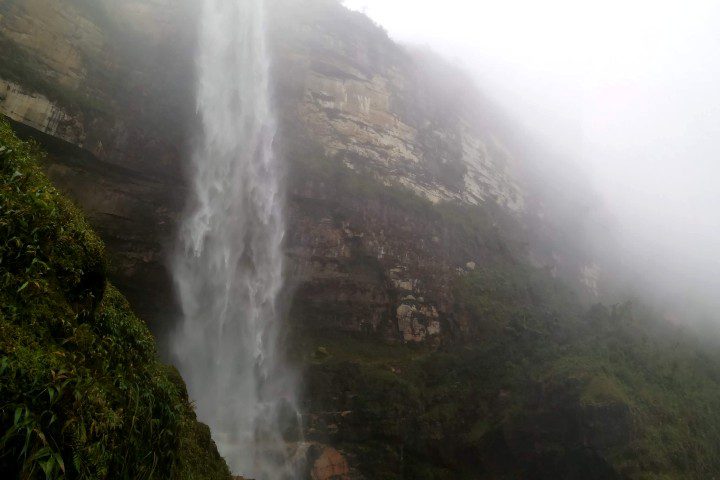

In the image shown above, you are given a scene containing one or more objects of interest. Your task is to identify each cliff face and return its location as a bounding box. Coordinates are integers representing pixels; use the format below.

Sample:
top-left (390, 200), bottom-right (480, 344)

top-left (0, 79), bottom-right (84, 144)
top-left (270, 1), bottom-right (525, 212)
top-left (272, 0), bottom-right (537, 344)
top-left (0, 0), bottom-right (191, 156)
top-left (0, 0), bottom-right (197, 339)
top-left (0, 0), bottom-right (547, 346)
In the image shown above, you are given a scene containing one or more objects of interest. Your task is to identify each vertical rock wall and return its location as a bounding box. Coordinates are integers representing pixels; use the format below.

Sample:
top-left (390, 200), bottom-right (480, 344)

top-left (0, 0), bottom-right (596, 345)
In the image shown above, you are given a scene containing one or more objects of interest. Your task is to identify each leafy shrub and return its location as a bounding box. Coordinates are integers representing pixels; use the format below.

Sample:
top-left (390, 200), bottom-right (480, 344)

top-left (0, 122), bottom-right (229, 479)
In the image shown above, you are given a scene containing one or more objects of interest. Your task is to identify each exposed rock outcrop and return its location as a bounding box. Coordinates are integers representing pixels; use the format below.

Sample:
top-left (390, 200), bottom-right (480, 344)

top-left (0, 79), bottom-right (84, 144)
top-left (270, 0), bottom-right (525, 213)
top-left (308, 445), bottom-right (351, 480)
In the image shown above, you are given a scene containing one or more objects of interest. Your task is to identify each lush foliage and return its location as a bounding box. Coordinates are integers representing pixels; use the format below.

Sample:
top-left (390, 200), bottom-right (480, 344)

top-left (0, 122), bottom-right (229, 479)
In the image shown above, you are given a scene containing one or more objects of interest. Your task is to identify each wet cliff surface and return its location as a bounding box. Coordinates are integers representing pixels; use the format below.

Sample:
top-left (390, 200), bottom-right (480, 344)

top-left (1, 0), bottom-right (552, 345)
top-left (3, 1), bottom-right (720, 479)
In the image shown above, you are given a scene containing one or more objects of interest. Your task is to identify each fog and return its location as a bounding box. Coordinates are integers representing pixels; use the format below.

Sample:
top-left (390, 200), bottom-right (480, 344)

top-left (344, 0), bottom-right (720, 323)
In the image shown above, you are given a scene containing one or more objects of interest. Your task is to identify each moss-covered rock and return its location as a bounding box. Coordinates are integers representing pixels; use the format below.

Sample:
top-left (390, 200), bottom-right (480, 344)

top-left (297, 257), bottom-right (720, 479)
top-left (0, 121), bottom-right (229, 479)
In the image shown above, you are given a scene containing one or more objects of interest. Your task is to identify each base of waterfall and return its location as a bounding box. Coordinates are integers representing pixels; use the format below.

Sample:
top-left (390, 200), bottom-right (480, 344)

top-left (228, 441), bottom-right (351, 480)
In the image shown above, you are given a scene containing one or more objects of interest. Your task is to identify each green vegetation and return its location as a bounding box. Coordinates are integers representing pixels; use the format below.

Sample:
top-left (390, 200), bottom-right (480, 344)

top-left (300, 262), bottom-right (720, 479)
top-left (0, 122), bottom-right (229, 479)
top-left (290, 147), bottom-right (720, 478)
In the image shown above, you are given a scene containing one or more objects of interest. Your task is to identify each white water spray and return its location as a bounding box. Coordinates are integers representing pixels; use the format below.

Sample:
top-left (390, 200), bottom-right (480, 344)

top-left (172, 0), bottom-right (298, 477)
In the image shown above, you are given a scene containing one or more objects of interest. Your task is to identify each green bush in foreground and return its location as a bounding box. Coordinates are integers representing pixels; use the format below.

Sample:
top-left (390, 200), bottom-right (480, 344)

top-left (0, 122), bottom-right (229, 479)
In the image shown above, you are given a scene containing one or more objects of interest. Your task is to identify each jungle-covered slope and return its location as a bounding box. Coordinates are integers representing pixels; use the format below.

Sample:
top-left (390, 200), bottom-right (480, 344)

top-left (0, 122), bottom-right (229, 479)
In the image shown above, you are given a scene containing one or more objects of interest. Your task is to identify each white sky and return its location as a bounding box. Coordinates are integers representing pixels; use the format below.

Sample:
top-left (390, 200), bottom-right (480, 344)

top-left (344, 0), bottom-right (720, 313)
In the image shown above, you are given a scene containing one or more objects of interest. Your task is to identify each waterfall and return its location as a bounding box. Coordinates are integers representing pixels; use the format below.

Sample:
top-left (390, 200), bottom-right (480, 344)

top-left (171, 0), bottom-right (297, 477)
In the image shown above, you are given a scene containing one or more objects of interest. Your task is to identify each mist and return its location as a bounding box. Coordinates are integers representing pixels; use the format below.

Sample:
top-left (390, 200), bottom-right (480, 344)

top-left (344, 0), bottom-right (720, 324)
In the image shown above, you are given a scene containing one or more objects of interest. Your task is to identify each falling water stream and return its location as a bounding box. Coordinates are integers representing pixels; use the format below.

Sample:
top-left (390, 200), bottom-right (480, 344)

top-left (172, 0), bottom-right (298, 477)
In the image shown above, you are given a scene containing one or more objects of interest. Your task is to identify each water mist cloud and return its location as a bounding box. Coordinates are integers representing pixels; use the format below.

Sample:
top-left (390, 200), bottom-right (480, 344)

top-left (343, 0), bottom-right (720, 322)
